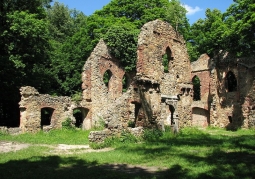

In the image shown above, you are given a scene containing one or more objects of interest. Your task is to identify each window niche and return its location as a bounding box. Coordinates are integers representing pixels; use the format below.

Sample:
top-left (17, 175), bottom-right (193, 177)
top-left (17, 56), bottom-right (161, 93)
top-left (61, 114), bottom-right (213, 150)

top-left (192, 75), bottom-right (201, 101)
top-left (225, 71), bottom-right (237, 92)
top-left (103, 70), bottom-right (113, 89)
top-left (162, 47), bottom-right (173, 73)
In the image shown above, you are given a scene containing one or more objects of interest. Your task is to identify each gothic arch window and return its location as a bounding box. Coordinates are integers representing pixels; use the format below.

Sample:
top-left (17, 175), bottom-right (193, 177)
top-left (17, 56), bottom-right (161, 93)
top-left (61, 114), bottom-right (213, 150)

top-left (162, 46), bottom-right (173, 73)
top-left (192, 75), bottom-right (201, 101)
top-left (103, 70), bottom-right (113, 89)
top-left (122, 74), bottom-right (129, 93)
top-left (225, 71), bottom-right (237, 92)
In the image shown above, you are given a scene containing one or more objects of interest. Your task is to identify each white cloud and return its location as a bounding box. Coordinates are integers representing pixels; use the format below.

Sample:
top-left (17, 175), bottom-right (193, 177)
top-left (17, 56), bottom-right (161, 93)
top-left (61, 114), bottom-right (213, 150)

top-left (182, 4), bottom-right (202, 15)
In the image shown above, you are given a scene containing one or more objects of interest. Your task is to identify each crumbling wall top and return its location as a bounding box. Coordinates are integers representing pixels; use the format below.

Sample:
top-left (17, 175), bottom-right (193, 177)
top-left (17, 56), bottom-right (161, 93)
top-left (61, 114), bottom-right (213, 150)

top-left (191, 54), bottom-right (211, 72)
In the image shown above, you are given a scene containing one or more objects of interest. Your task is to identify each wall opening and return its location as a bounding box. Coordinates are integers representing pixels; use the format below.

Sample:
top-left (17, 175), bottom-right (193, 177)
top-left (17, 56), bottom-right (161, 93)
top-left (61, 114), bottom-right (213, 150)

top-left (162, 46), bottom-right (173, 73)
top-left (122, 74), bottom-right (128, 93)
top-left (41, 107), bottom-right (54, 128)
top-left (192, 75), bottom-right (201, 101)
top-left (226, 71), bottom-right (237, 92)
top-left (103, 70), bottom-right (113, 89)
top-left (73, 107), bottom-right (89, 128)
top-left (228, 116), bottom-right (233, 123)
top-left (192, 107), bottom-right (210, 127)
top-left (169, 105), bottom-right (175, 125)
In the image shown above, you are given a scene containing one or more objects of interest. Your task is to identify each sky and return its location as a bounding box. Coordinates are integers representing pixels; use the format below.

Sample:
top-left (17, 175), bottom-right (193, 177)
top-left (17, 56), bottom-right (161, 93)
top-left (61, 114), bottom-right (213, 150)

top-left (53, 0), bottom-right (235, 24)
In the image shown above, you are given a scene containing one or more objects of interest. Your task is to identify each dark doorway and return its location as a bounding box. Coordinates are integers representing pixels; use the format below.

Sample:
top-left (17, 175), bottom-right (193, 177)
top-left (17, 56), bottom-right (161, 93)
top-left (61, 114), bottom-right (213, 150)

top-left (41, 107), bottom-right (54, 128)
top-left (73, 107), bottom-right (89, 128)
top-left (169, 105), bottom-right (175, 125)
top-left (226, 71), bottom-right (237, 92)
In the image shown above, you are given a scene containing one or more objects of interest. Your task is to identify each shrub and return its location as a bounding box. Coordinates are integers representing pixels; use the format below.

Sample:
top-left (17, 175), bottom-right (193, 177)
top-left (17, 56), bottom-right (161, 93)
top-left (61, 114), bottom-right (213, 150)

top-left (143, 128), bottom-right (163, 142)
top-left (62, 118), bottom-right (75, 130)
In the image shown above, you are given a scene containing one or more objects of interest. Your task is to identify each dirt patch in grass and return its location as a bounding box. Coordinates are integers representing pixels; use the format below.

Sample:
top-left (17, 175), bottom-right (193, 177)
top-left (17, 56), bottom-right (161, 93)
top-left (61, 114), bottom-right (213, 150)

top-left (0, 141), bottom-right (30, 153)
top-left (0, 141), bottom-right (114, 154)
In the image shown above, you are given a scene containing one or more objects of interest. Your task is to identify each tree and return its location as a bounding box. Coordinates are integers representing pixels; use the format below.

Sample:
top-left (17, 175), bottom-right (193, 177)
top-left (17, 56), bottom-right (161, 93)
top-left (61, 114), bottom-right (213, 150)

top-left (166, 0), bottom-right (189, 38)
top-left (0, 0), bottom-right (52, 126)
top-left (223, 0), bottom-right (255, 56)
top-left (46, 2), bottom-right (89, 96)
top-left (86, 0), bottom-right (189, 72)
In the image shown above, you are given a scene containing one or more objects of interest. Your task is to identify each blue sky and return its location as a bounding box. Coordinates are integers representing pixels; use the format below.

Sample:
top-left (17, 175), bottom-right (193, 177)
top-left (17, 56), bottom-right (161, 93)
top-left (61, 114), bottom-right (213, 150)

top-left (54, 0), bottom-right (235, 24)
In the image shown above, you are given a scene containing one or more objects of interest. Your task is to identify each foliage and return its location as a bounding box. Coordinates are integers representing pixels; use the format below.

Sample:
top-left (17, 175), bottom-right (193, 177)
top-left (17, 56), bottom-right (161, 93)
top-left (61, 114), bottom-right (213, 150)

top-left (166, 0), bottom-right (190, 38)
top-left (71, 92), bottom-right (82, 103)
top-left (127, 120), bottom-right (135, 128)
top-left (103, 22), bottom-right (139, 72)
top-left (0, 0), bottom-right (52, 100)
top-left (188, 0), bottom-right (255, 59)
top-left (46, 2), bottom-right (89, 96)
top-left (143, 128), bottom-right (163, 142)
top-left (61, 118), bottom-right (74, 130)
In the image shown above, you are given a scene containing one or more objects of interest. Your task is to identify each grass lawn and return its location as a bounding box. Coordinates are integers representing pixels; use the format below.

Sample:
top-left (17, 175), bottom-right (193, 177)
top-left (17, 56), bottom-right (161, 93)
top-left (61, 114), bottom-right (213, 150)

top-left (0, 127), bottom-right (254, 179)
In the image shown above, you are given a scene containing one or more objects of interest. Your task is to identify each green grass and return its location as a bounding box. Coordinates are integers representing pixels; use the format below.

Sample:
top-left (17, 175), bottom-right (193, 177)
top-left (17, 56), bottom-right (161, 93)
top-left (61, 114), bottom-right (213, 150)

top-left (0, 127), bottom-right (254, 179)
top-left (0, 128), bottom-right (90, 144)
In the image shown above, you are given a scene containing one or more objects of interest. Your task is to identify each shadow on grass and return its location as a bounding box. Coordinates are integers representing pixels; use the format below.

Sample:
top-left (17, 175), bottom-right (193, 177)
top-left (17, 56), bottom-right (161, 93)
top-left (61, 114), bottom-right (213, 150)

top-left (114, 133), bottom-right (255, 179)
top-left (0, 155), bottom-right (193, 179)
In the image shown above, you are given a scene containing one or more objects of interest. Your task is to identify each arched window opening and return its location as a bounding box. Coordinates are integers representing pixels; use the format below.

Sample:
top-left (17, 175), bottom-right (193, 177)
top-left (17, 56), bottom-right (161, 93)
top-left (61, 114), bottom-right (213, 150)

top-left (226, 71), bottom-right (237, 92)
top-left (162, 47), bottom-right (173, 73)
top-left (73, 107), bottom-right (89, 128)
top-left (122, 74), bottom-right (129, 93)
top-left (41, 107), bottom-right (54, 128)
top-left (192, 76), bottom-right (201, 101)
top-left (103, 70), bottom-right (113, 89)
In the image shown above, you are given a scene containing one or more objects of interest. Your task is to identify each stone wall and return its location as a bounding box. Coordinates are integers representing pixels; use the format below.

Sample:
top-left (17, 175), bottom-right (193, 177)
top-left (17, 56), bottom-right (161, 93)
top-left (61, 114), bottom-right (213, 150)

top-left (191, 51), bottom-right (255, 129)
top-left (19, 86), bottom-right (77, 133)
top-left (15, 19), bottom-right (255, 136)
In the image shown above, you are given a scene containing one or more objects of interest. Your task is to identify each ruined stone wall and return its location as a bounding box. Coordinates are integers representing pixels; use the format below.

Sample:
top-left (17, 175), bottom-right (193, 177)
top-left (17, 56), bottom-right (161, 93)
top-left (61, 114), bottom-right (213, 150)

top-left (191, 51), bottom-right (255, 129)
top-left (19, 86), bottom-right (77, 133)
top-left (210, 52), bottom-right (255, 129)
top-left (136, 20), bottom-right (193, 129)
top-left (191, 54), bottom-right (213, 127)
top-left (81, 39), bottom-right (127, 129)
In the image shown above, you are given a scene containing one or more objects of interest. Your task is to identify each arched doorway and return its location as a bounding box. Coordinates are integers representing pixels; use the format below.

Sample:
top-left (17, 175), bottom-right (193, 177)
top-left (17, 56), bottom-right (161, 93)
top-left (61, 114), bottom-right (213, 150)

top-left (41, 107), bottom-right (54, 129)
top-left (73, 107), bottom-right (89, 128)
top-left (225, 71), bottom-right (237, 92)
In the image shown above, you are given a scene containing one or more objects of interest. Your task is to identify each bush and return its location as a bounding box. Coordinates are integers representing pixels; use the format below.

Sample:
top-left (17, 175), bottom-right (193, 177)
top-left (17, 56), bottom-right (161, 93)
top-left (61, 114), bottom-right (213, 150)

top-left (62, 118), bottom-right (75, 130)
top-left (143, 128), bottom-right (163, 142)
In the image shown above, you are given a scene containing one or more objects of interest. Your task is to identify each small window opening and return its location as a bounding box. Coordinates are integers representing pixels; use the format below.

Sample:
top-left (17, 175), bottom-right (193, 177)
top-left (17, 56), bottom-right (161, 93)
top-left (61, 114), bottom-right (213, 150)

top-left (122, 74), bottom-right (128, 92)
top-left (41, 107), bottom-right (54, 128)
top-left (226, 71), bottom-right (237, 92)
top-left (162, 47), bottom-right (173, 73)
top-left (103, 70), bottom-right (113, 89)
top-left (228, 116), bottom-right (232, 123)
top-left (192, 76), bottom-right (201, 101)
